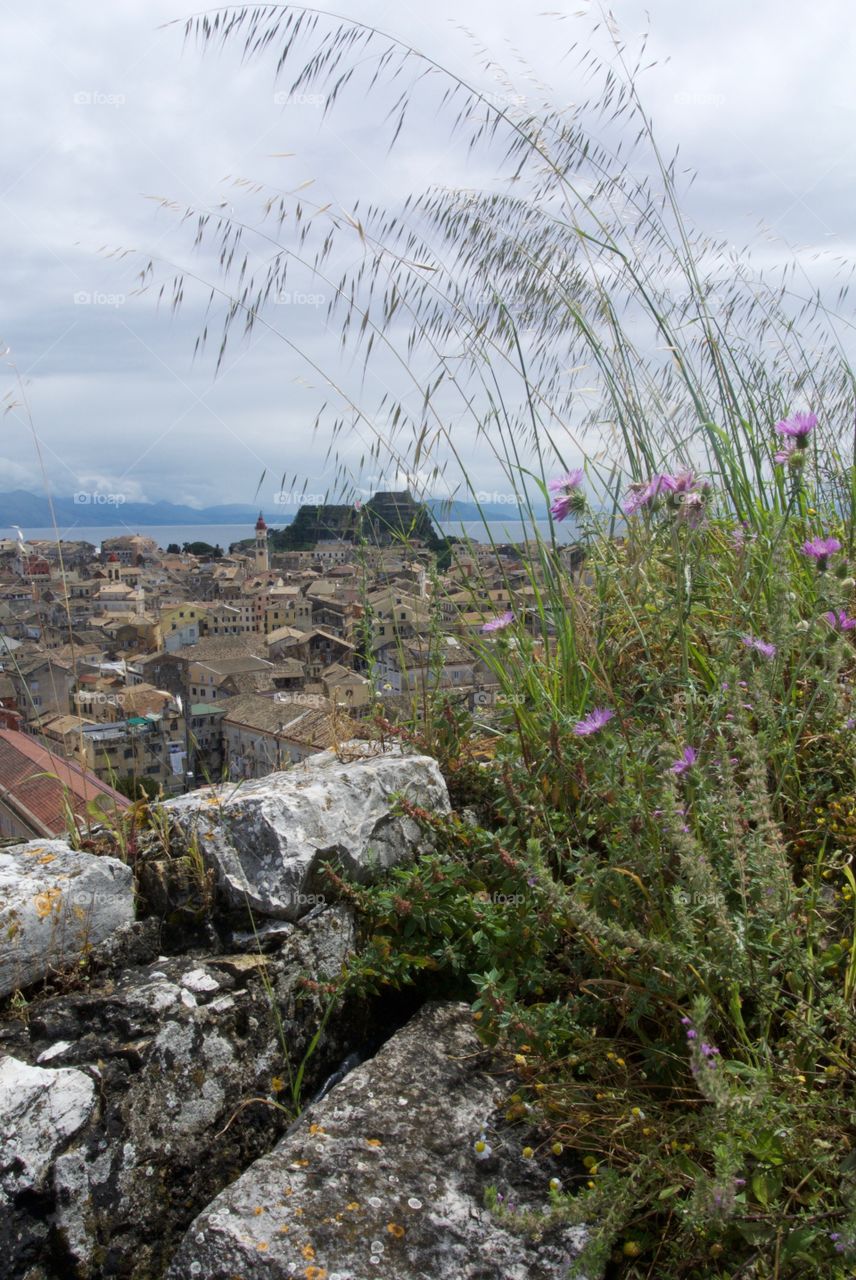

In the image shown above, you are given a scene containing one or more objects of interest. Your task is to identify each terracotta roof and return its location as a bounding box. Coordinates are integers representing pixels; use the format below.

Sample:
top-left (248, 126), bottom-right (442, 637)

top-left (0, 728), bottom-right (130, 836)
top-left (220, 694), bottom-right (359, 748)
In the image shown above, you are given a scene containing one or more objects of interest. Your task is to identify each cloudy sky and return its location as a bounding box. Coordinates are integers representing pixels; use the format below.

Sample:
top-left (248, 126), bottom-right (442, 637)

top-left (1, 0), bottom-right (854, 513)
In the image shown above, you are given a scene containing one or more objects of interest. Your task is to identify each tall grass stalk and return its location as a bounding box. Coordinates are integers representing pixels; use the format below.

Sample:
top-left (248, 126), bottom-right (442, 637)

top-left (131, 9), bottom-right (856, 1274)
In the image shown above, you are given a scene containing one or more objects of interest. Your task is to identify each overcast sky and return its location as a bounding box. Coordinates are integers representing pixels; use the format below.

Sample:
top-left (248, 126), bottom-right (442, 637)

top-left (1, 0), bottom-right (854, 513)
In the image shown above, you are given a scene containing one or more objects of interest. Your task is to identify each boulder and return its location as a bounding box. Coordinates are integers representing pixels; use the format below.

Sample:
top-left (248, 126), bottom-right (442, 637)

top-left (167, 1003), bottom-right (587, 1280)
top-left (0, 840), bottom-right (134, 998)
top-left (0, 1055), bottom-right (96, 1275)
top-left (0, 905), bottom-right (372, 1279)
top-left (164, 746), bottom-right (449, 920)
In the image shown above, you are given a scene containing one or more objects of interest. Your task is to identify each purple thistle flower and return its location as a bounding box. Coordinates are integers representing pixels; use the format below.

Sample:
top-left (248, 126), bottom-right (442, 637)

top-left (729, 522), bottom-right (757, 547)
top-left (480, 610), bottom-right (514, 633)
top-left (803, 536), bottom-right (842, 559)
top-left (775, 411), bottom-right (817, 439)
top-left (773, 439), bottom-right (797, 465)
top-left (622, 469), bottom-right (708, 517)
top-left (572, 707), bottom-right (614, 736)
top-left (621, 482), bottom-right (654, 516)
top-left (670, 746), bottom-right (698, 775)
top-left (548, 469), bottom-right (585, 522)
top-left (824, 609), bottom-right (856, 631)
top-left (621, 473), bottom-right (673, 515)
top-left (549, 493), bottom-right (576, 521)
top-left (802, 536), bottom-right (842, 570)
top-left (548, 469), bottom-right (584, 492)
top-left (741, 634), bottom-right (777, 659)
top-left (663, 469), bottom-right (703, 495)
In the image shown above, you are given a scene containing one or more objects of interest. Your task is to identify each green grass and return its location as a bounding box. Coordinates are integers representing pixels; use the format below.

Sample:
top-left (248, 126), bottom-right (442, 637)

top-left (131, 9), bottom-right (856, 1273)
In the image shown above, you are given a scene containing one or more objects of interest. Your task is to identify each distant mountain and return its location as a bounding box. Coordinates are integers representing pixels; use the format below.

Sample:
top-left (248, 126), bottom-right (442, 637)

top-left (0, 490), bottom-right (527, 532)
top-left (426, 498), bottom-right (526, 522)
top-left (0, 491), bottom-right (287, 530)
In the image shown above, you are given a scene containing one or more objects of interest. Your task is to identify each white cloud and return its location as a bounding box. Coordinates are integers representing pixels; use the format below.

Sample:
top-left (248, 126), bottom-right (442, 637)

top-left (0, 0), bottom-right (852, 506)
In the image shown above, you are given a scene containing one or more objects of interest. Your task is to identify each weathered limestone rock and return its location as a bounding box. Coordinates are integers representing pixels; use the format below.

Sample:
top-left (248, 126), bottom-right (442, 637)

top-left (167, 1003), bottom-right (587, 1280)
top-left (164, 746), bottom-right (449, 920)
top-left (0, 840), bottom-right (134, 998)
top-left (0, 905), bottom-right (368, 1279)
top-left (0, 1055), bottom-right (97, 1275)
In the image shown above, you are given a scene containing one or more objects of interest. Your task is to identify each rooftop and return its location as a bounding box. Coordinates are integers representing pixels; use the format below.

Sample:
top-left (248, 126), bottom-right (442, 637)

top-left (0, 728), bottom-right (130, 836)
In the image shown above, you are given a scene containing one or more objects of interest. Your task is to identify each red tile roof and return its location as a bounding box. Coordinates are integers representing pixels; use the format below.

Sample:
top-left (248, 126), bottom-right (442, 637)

top-left (0, 729), bottom-right (130, 838)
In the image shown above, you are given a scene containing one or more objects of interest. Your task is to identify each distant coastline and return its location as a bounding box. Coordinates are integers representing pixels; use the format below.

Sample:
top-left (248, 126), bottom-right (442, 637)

top-left (0, 519), bottom-right (576, 550)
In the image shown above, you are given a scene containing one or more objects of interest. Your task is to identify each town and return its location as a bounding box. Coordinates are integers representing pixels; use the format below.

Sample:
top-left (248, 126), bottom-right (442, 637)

top-left (0, 491), bottom-right (579, 838)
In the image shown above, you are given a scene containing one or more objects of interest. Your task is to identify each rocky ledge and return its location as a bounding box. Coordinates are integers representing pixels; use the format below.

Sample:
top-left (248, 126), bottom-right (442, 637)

top-left (0, 744), bottom-right (586, 1279)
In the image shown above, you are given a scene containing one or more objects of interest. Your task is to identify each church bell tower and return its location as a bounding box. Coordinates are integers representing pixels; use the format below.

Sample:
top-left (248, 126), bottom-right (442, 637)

top-left (254, 512), bottom-right (269, 572)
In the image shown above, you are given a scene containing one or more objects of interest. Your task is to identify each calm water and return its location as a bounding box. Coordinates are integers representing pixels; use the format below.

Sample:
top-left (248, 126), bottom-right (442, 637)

top-left (3, 519), bottom-right (578, 550)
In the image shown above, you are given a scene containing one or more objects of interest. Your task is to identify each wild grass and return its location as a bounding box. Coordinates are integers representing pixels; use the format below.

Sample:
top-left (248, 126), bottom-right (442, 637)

top-left (131, 6), bottom-right (856, 1274)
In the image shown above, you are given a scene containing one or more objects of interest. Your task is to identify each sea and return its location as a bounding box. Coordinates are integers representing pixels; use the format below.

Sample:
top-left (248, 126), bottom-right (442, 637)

top-left (1, 520), bottom-right (577, 550)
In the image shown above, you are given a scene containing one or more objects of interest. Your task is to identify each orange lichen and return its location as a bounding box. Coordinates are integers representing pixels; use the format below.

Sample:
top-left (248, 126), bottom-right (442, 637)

top-left (34, 888), bottom-right (62, 919)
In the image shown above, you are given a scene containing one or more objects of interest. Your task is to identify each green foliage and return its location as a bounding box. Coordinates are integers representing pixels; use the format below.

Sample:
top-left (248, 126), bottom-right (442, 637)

top-left (328, 497), bottom-right (856, 1278)
top-left (113, 774), bottom-right (158, 801)
top-left (181, 541), bottom-right (222, 557)
top-left (145, 11), bottom-right (856, 1273)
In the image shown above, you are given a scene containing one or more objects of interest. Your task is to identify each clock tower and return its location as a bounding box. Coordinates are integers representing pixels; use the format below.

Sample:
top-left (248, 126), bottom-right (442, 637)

top-left (254, 512), bottom-right (269, 572)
